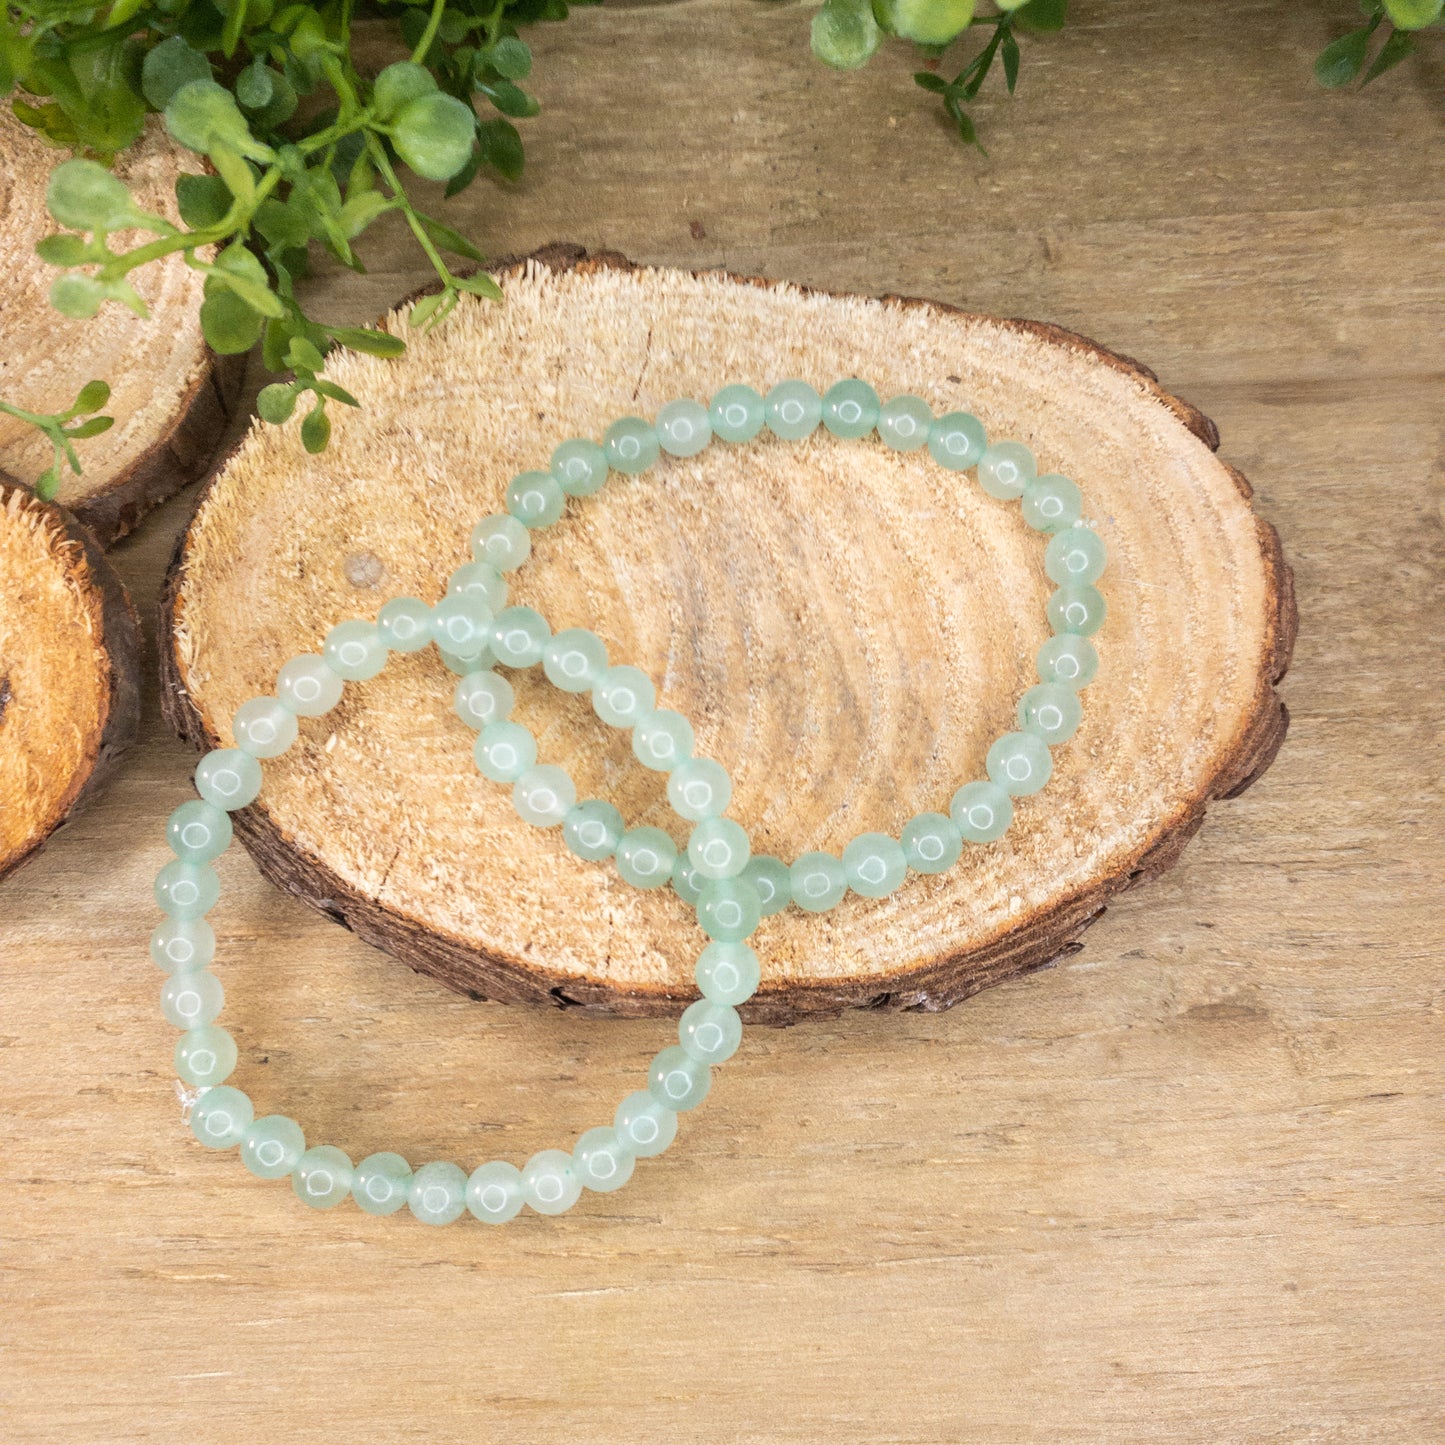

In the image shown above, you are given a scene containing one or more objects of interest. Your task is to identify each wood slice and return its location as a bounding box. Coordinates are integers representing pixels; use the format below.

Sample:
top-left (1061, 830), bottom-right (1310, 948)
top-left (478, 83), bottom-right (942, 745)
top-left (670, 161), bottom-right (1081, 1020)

top-left (0, 481), bottom-right (142, 881)
top-left (0, 109), bottom-right (246, 547)
top-left (159, 245), bottom-right (1295, 1023)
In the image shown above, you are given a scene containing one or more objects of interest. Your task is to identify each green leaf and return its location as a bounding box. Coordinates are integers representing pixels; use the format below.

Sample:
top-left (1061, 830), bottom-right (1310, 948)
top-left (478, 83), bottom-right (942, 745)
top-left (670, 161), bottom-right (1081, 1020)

top-left (476, 117), bottom-right (524, 182)
top-left (255, 198), bottom-right (313, 250)
top-left (201, 289), bottom-right (265, 353)
top-left (956, 111), bottom-right (983, 152)
top-left (12, 100), bottom-right (82, 150)
top-left (811, 0), bottom-right (882, 71)
top-left (142, 36), bottom-right (213, 111)
top-left (222, 0), bottom-right (249, 57)
top-left (66, 416), bottom-right (114, 440)
top-left (409, 291), bottom-right (446, 328)
top-left (206, 242), bottom-right (285, 317)
top-left (47, 160), bottom-right (136, 233)
top-left (311, 379), bottom-right (359, 407)
top-left (391, 92), bottom-right (478, 180)
top-left (257, 382), bottom-right (298, 424)
top-left (1002, 31), bottom-right (1021, 91)
top-left (373, 61), bottom-right (437, 121)
top-left (477, 79), bottom-right (541, 118)
top-left (1383, 0), bottom-right (1442, 28)
top-left (72, 380), bottom-right (112, 415)
top-left (36, 234), bottom-right (93, 267)
top-left (51, 274), bottom-right (105, 320)
top-left (1315, 27), bottom-right (1373, 87)
top-left (176, 174), bottom-right (233, 228)
top-left (913, 70), bottom-right (949, 93)
top-left (235, 60), bottom-right (275, 111)
top-left (300, 403), bottom-right (331, 453)
top-left (1363, 27), bottom-right (1418, 82)
top-left (337, 188), bottom-right (393, 239)
top-left (487, 38), bottom-right (532, 79)
top-left (326, 326), bottom-right (408, 358)
top-left (453, 271), bottom-right (503, 301)
top-left (1016, 0), bottom-right (1067, 32)
top-left (287, 336), bottom-right (327, 372)
top-left (35, 467), bottom-right (60, 502)
top-left (417, 213), bottom-right (485, 263)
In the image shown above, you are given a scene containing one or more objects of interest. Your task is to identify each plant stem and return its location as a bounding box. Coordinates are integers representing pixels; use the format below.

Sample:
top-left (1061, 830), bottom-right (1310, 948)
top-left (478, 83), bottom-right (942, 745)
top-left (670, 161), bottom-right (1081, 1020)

top-left (410, 0), bottom-right (448, 65)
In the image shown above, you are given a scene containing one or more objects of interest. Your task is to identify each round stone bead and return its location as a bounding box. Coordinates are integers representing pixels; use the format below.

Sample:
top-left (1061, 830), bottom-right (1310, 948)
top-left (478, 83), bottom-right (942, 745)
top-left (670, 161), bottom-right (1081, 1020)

top-left (740, 854), bottom-right (790, 916)
top-left (430, 595), bottom-right (493, 658)
top-left (604, 416), bottom-right (660, 475)
top-left (1019, 682), bottom-right (1083, 744)
top-left (376, 596), bottom-right (432, 653)
top-left (695, 940), bottom-right (761, 1005)
top-left (666, 757), bottom-right (733, 821)
top-left (474, 721), bottom-right (537, 783)
top-left (687, 817), bottom-right (750, 880)
top-left (790, 851), bottom-right (847, 913)
top-left (323, 620), bottom-right (388, 682)
top-left (352, 1152), bottom-right (412, 1216)
top-left (292, 1146), bottom-right (354, 1210)
top-left (506, 469), bottom-right (565, 529)
top-left (241, 1115), bottom-right (306, 1180)
top-left (161, 969), bottom-right (224, 1029)
top-left (195, 747), bottom-right (262, 811)
top-left (542, 628), bottom-right (608, 693)
top-left (593, 665), bottom-right (656, 727)
top-left (521, 1149), bottom-right (582, 1215)
top-left (232, 696), bottom-right (297, 759)
top-left (1044, 526), bottom-right (1107, 586)
top-left (1048, 583), bottom-right (1107, 637)
top-left (695, 876), bottom-right (762, 942)
top-left (671, 854), bottom-right (706, 906)
top-left (471, 513), bottom-right (532, 572)
top-left (950, 780), bottom-right (1013, 843)
top-left (175, 1025), bottom-right (237, 1086)
top-left (166, 800), bottom-right (232, 863)
top-left (466, 1161), bottom-right (525, 1223)
top-left (190, 1086), bottom-right (253, 1149)
top-left (633, 708), bottom-right (695, 771)
top-left (155, 860), bottom-right (220, 920)
top-left (276, 654), bottom-right (343, 717)
top-left (679, 999), bottom-right (743, 1064)
top-left (821, 378), bottom-right (881, 439)
top-left (490, 605), bottom-right (551, 667)
top-left (710, 384), bottom-right (765, 442)
top-left (842, 832), bottom-right (908, 899)
top-left (616, 827), bottom-right (677, 890)
top-left (764, 380), bottom-right (822, 440)
top-left (614, 1091), bottom-right (677, 1158)
top-left (1037, 634), bottom-right (1099, 689)
top-left (408, 1161), bottom-right (468, 1226)
top-left (551, 437), bottom-right (609, 497)
top-left (978, 441), bottom-right (1037, 500)
top-left (573, 1126), bottom-right (636, 1193)
top-left (928, 411), bottom-right (987, 470)
top-left (648, 1046), bottom-right (712, 1112)
top-left (151, 917), bottom-right (215, 973)
top-left (447, 558), bottom-right (508, 611)
top-left (563, 799), bottom-right (625, 862)
top-left (513, 765), bottom-right (576, 827)
top-left (656, 398), bottom-right (712, 457)
top-left (453, 670), bottom-right (514, 730)
top-left (877, 394), bottom-right (933, 452)
top-left (901, 812), bottom-right (963, 874)
top-left (986, 731), bottom-right (1053, 796)
top-left (1022, 474), bottom-right (1083, 533)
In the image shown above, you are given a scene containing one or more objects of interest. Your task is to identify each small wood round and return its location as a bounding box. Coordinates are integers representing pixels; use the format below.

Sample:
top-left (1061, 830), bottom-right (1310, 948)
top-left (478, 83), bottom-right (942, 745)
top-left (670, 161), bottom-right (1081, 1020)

top-left (159, 245), bottom-right (1295, 1023)
top-left (0, 481), bottom-right (142, 882)
top-left (0, 110), bottom-right (245, 547)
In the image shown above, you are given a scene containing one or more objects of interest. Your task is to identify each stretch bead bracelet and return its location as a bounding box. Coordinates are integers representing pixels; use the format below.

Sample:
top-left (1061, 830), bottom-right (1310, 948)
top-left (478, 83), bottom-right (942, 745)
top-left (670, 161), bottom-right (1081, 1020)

top-left (151, 377), bottom-right (1107, 1225)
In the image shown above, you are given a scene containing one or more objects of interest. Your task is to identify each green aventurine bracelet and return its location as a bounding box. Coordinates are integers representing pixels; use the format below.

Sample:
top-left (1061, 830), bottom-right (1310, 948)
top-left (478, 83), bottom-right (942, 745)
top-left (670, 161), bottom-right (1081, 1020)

top-left (150, 376), bottom-right (1107, 1225)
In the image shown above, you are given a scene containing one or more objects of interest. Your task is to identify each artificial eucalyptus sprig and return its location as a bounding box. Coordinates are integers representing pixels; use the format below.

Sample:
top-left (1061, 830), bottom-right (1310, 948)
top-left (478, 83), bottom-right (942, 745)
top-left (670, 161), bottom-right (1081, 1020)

top-left (0, 380), bottom-right (113, 501)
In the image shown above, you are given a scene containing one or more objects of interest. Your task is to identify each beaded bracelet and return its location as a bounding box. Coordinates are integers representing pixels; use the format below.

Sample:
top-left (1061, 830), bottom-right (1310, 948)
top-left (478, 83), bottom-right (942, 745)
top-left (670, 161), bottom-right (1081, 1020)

top-left (150, 376), bottom-right (1107, 1225)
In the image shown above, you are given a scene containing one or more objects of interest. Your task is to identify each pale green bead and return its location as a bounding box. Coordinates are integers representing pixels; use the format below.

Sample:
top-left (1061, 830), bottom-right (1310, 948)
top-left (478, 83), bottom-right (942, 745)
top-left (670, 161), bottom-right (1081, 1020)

top-left (573, 1126), bottom-right (636, 1193)
top-left (986, 731), bottom-right (1053, 796)
top-left (950, 780), bottom-right (1013, 843)
top-left (695, 876), bottom-right (762, 942)
top-left (877, 394), bottom-right (933, 452)
top-left (709, 384), bottom-right (765, 443)
top-left (563, 799), bottom-right (624, 861)
top-left (616, 827), bottom-right (677, 889)
top-left (666, 757), bottom-right (732, 821)
top-left (764, 380), bottom-right (822, 440)
top-left (323, 620), bottom-right (387, 681)
top-left (506, 470), bottom-right (565, 530)
top-left (551, 437), bottom-right (609, 497)
top-left (656, 398), bottom-right (712, 457)
top-left (232, 696), bottom-right (297, 758)
top-left (490, 605), bottom-right (551, 667)
top-left (408, 1161), bottom-right (468, 1225)
top-left (1044, 526), bottom-right (1106, 585)
top-left (521, 1149), bottom-right (582, 1215)
top-left (671, 854), bottom-right (706, 905)
top-left (467, 1161), bottom-right (525, 1223)
top-left (166, 800), bottom-right (231, 863)
top-left (842, 831), bottom-right (908, 898)
top-left (604, 416), bottom-right (660, 474)
top-left (471, 513), bottom-right (532, 572)
top-left (679, 999), bottom-right (742, 1064)
top-left (151, 917), bottom-right (215, 973)
top-left (377, 596), bottom-right (432, 653)
top-left (292, 1145), bottom-right (353, 1210)
top-left (474, 721), bottom-right (537, 783)
top-left (593, 664), bottom-right (655, 727)
top-left (614, 1091), bottom-right (678, 1157)
top-left (276, 654), bottom-right (344, 717)
top-left (740, 854), bottom-right (790, 916)
top-left (155, 859), bottom-right (220, 920)
top-left (241, 1115), bottom-right (305, 1180)
top-left (928, 411), bottom-right (987, 470)
top-left (542, 628), bottom-right (608, 693)
top-left (901, 812), bottom-right (962, 874)
top-left (1022, 474), bottom-right (1083, 533)
top-left (632, 708), bottom-right (695, 771)
top-left (648, 1046), bottom-right (711, 1112)
top-left (695, 940), bottom-right (761, 1005)
top-left (821, 378), bottom-right (880, 439)
top-left (513, 765), bottom-right (576, 827)
top-left (161, 969), bottom-right (224, 1029)
top-left (447, 559), bottom-right (508, 611)
top-left (453, 669), bottom-right (514, 730)
top-left (190, 1085), bottom-right (253, 1150)
top-left (790, 851), bottom-right (846, 913)
top-left (1037, 634), bottom-right (1099, 689)
top-left (430, 595), bottom-right (493, 657)
top-left (195, 747), bottom-right (262, 811)
top-left (687, 817), bottom-right (750, 880)
top-left (1019, 682), bottom-right (1082, 744)
top-left (353, 1153), bottom-right (412, 1215)
top-left (1048, 583), bottom-right (1107, 637)
top-left (175, 1024), bottom-right (237, 1086)
top-left (978, 441), bottom-right (1036, 500)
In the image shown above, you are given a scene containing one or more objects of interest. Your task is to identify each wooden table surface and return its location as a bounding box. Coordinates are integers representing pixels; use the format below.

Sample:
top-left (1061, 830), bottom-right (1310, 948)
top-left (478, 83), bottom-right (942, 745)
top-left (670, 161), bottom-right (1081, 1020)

top-left (3, 3), bottom-right (1442, 1439)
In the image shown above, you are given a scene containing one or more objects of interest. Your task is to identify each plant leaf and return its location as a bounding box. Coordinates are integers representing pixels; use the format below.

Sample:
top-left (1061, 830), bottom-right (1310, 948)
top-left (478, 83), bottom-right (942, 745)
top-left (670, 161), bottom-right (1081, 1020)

top-left (1363, 27), bottom-right (1417, 83)
top-left (1315, 26), bottom-right (1373, 87)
